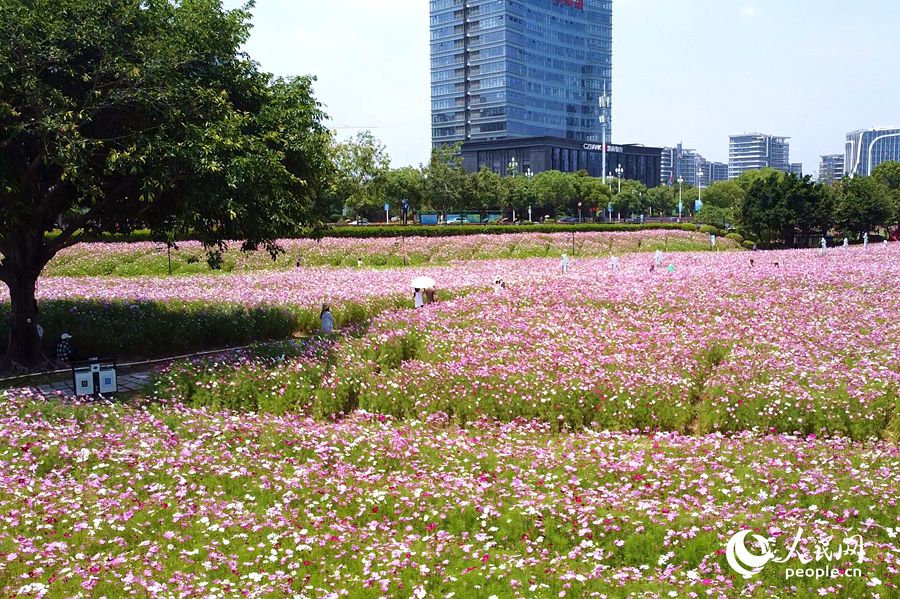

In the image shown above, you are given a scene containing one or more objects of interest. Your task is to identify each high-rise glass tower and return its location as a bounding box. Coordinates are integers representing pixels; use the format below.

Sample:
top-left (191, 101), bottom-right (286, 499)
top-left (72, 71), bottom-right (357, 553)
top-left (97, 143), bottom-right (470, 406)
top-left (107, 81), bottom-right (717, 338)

top-left (845, 128), bottom-right (900, 176)
top-left (430, 0), bottom-right (613, 147)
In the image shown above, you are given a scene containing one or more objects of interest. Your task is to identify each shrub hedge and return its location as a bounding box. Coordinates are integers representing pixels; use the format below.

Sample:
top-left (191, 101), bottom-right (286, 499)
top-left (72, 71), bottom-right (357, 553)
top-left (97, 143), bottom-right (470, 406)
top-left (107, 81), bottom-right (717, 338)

top-left (326, 223), bottom-right (698, 239)
top-left (47, 223), bottom-right (699, 244)
top-left (0, 295), bottom-right (415, 362)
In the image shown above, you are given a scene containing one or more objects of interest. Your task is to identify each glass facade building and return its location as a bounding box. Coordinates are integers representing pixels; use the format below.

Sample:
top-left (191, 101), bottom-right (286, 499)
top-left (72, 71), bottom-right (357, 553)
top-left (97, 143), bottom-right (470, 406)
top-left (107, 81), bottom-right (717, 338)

top-left (728, 133), bottom-right (790, 179)
top-left (818, 154), bottom-right (844, 184)
top-left (845, 128), bottom-right (900, 176)
top-left (430, 0), bottom-right (613, 147)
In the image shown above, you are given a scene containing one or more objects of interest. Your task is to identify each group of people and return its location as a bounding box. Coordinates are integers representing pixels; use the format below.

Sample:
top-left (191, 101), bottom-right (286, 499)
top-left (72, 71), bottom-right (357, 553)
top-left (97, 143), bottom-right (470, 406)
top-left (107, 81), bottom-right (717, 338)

top-left (560, 248), bottom-right (675, 275)
top-left (413, 287), bottom-right (437, 309)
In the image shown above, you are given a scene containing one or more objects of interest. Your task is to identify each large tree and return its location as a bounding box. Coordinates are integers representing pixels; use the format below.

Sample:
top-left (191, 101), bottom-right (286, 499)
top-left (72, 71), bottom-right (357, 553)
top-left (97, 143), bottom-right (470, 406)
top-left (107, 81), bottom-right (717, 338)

top-left (872, 161), bottom-right (900, 232)
top-left (835, 176), bottom-right (893, 239)
top-left (330, 131), bottom-right (390, 217)
top-left (425, 144), bottom-right (467, 213)
top-left (0, 0), bottom-right (331, 368)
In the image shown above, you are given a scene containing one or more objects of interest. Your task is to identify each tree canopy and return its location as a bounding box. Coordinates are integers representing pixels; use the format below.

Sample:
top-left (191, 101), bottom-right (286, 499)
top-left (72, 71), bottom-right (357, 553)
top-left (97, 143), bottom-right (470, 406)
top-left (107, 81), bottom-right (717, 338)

top-left (0, 0), bottom-right (332, 367)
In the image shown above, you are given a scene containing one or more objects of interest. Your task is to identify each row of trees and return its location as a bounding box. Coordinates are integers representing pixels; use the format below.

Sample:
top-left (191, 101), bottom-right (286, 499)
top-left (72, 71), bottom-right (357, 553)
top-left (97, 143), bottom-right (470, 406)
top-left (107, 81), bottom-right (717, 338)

top-left (693, 166), bottom-right (900, 246)
top-left (334, 131), bottom-right (900, 243)
top-left (332, 136), bottom-right (699, 221)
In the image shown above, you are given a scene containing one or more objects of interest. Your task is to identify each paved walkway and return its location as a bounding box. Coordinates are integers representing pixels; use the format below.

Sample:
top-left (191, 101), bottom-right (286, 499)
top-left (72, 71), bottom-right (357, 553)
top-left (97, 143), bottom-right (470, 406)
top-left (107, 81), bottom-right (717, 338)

top-left (34, 371), bottom-right (153, 397)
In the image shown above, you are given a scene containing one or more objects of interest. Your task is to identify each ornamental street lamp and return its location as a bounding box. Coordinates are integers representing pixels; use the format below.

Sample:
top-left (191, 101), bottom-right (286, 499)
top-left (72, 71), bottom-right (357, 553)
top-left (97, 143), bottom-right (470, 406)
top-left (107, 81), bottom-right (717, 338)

top-left (615, 164), bottom-right (623, 194)
top-left (578, 201), bottom-right (583, 223)
top-left (697, 169), bottom-right (703, 212)
top-left (677, 176), bottom-right (684, 222)
top-left (508, 156), bottom-right (519, 177)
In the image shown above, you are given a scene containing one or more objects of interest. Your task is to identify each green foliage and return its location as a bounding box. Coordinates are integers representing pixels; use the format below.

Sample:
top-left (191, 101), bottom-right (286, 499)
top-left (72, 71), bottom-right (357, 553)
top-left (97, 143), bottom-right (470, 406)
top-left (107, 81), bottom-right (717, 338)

top-left (530, 170), bottom-right (578, 215)
top-left (644, 186), bottom-right (677, 216)
top-left (330, 131), bottom-right (391, 215)
top-left (725, 232), bottom-right (744, 244)
top-left (376, 166), bottom-right (427, 213)
top-left (0, 0), bottom-right (332, 365)
top-left (463, 167), bottom-right (508, 210)
top-left (325, 223), bottom-right (699, 239)
top-left (0, 300), bottom-right (298, 359)
top-left (425, 144), bottom-right (467, 213)
top-left (702, 180), bottom-right (745, 211)
top-left (697, 206), bottom-right (734, 230)
top-left (835, 176), bottom-right (894, 238)
top-left (742, 240), bottom-right (756, 250)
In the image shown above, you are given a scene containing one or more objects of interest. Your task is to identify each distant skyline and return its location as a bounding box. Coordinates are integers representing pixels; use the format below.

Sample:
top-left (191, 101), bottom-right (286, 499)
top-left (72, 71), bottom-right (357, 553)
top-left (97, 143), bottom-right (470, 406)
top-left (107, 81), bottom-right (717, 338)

top-left (224, 0), bottom-right (900, 178)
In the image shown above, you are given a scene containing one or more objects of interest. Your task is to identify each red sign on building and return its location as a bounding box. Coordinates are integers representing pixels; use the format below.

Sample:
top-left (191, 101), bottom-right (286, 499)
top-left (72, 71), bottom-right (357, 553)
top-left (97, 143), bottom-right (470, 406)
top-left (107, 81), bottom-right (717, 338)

top-left (553, 0), bottom-right (585, 9)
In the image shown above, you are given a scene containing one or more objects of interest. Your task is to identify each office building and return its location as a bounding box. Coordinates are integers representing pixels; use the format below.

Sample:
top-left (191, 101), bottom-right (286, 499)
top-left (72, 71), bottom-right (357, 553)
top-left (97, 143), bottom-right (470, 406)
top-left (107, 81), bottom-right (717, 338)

top-left (430, 0), bottom-right (613, 147)
top-left (660, 145), bottom-right (727, 187)
top-left (818, 154), bottom-right (844, 184)
top-left (660, 144), bottom-right (703, 187)
top-left (728, 133), bottom-right (790, 179)
top-left (460, 137), bottom-right (662, 189)
top-left (845, 127), bottom-right (900, 176)
top-left (707, 162), bottom-right (729, 184)
top-left (790, 163), bottom-right (803, 177)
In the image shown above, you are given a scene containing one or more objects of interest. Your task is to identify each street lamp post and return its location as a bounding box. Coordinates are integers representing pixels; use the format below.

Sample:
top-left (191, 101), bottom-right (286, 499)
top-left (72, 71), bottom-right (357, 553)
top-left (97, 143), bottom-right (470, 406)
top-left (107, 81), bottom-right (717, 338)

top-left (578, 201), bottom-right (583, 223)
top-left (615, 164), bottom-right (623, 195)
top-left (599, 84), bottom-right (610, 185)
top-left (508, 156), bottom-right (518, 178)
top-left (677, 176), bottom-right (684, 222)
top-left (525, 168), bottom-right (534, 223)
top-left (697, 169), bottom-right (703, 213)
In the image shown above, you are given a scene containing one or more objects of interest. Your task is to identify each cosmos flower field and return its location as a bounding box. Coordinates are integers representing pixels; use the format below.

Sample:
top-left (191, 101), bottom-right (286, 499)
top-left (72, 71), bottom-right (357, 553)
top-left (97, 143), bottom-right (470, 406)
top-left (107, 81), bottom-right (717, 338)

top-left (1, 238), bottom-right (899, 597)
top-left (41, 230), bottom-right (732, 277)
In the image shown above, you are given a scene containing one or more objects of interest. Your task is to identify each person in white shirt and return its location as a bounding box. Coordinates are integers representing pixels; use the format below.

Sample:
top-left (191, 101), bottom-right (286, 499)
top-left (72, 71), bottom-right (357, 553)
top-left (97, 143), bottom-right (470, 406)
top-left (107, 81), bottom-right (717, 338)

top-left (560, 254), bottom-right (569, 274)
top-left (414, 288), bottom-right (424, 309)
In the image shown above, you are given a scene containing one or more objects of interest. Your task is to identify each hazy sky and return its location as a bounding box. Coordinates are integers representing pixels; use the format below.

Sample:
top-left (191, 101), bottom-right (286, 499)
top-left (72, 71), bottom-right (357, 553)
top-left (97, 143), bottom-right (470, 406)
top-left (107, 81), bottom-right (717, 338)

top-left (223, 0), bottom-right (900, 176)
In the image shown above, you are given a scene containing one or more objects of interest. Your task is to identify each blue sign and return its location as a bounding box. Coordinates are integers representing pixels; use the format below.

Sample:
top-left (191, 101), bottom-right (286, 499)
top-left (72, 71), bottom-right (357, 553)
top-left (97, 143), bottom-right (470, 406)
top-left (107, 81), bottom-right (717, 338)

top-left (695, 199), bottom-right (703, 212)
top-left (384, 203), bottom-right (390, 212)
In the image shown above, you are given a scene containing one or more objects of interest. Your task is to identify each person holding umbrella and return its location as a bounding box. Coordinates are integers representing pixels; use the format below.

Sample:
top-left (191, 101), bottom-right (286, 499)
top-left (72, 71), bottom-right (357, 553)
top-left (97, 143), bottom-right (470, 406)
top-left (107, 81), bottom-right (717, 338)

top-left (411, 276), bottom-right (435, 309)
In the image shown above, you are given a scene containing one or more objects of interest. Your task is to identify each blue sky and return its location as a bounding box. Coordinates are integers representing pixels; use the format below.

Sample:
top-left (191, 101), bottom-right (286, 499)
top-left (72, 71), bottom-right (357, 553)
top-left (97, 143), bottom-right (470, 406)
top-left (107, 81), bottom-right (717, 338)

top-left (224, 0), bottom-right (900, 177)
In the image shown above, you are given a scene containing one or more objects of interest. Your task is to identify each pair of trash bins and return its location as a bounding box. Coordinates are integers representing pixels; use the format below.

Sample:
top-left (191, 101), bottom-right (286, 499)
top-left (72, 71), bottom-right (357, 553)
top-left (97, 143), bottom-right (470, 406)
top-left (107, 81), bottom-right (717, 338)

top-left (71, 358), bottom-right (118, 397)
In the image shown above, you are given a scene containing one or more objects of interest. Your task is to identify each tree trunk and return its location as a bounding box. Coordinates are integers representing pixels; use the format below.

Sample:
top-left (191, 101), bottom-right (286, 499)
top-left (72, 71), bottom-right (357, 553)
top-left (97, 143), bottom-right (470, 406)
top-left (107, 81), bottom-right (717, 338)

top-left (5, 271), bottom-right (42, 367)
top-left (2, 228), bottom-right (50, 369)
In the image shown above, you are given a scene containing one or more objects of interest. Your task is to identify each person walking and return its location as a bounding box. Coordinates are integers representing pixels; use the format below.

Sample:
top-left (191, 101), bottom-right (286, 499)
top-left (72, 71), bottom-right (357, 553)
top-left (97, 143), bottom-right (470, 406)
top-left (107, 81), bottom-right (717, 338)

top-left (320, 304), bottom-right (334, 334)
top-left (560, 253), bottom-right (569, 274)
top-left (654, 249), bottom-right (663, 267)
top-left (843, 237), bottom-right (849, 250)
top-left (819, 236), bottom-right (827, 255)
top-left (425, 288), bottom-right (437, 304)
top-left (609, 255), bottom-right (620, 272)
top-left (414, 288), bottom-right (424, 309)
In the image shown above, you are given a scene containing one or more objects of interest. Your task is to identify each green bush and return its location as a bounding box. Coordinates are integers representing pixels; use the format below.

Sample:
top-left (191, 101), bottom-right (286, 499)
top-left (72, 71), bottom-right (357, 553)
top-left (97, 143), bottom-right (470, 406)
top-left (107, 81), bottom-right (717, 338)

top-left (0, 300), bottom-right (300, 360)
top-left (742, 240), bottom-right (756, 250)
top-left (698, 224), bottom-right (718, 234)
top-left (726, 232), bottom-right (744, 244)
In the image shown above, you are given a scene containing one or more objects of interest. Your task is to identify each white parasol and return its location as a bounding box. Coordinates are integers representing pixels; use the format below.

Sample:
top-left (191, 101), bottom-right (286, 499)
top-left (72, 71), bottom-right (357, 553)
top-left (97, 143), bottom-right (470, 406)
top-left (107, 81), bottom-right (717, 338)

top-left (410, 276), bottom-right (436, 289)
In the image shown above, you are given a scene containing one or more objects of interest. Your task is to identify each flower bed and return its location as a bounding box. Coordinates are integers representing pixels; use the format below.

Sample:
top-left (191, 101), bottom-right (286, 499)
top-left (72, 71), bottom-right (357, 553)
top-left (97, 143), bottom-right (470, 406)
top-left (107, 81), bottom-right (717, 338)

top-left (42, 230), bottom-right (733, 277)
top-left (0, 392), bottom-right (896, 597)
top-left (156, 245), bottom-right (900, 440)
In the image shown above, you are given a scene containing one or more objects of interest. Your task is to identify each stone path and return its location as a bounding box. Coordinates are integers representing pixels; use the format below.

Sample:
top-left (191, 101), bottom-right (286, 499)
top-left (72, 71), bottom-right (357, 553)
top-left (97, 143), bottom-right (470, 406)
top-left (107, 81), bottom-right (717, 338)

top-left (13, 371), bottom-right (153, 398)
